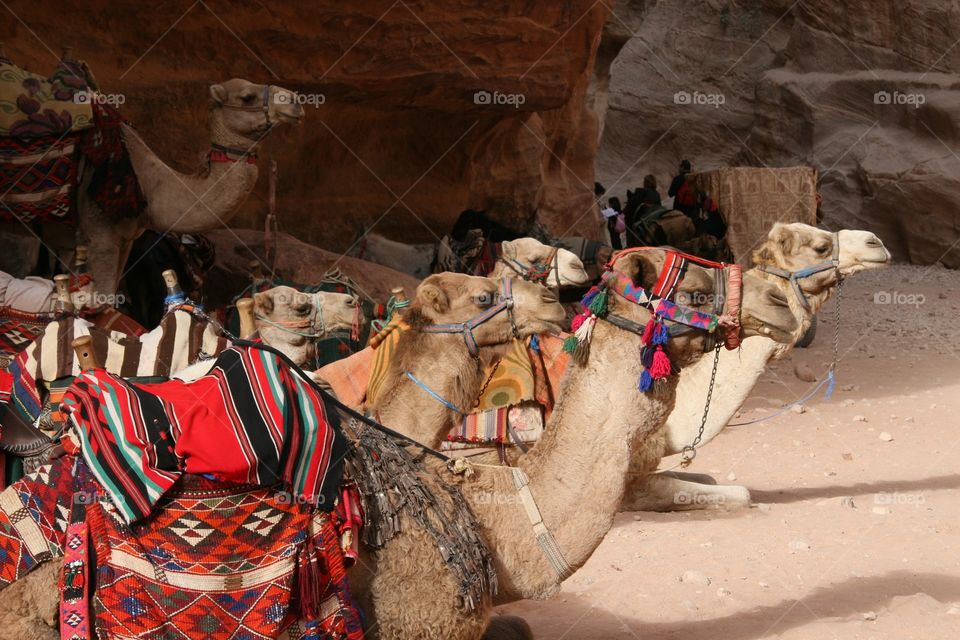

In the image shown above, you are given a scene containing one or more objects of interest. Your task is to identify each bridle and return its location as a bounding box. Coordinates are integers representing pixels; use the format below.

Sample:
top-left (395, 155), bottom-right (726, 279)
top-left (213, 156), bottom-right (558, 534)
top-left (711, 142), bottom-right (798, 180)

top-left (755, 232), bottom-right (841, 312)
top-left (420, 277), bottom-right (519, 358)
top-left (596, 248), bottom-right (742, 352)
top-left (254, 292), bottom-right (326, 339)
top-left (496, 245), bottom-right (561, 289)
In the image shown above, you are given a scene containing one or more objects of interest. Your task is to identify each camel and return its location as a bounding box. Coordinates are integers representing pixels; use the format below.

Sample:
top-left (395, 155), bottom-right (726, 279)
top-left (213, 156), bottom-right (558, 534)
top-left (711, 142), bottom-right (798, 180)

top-left (364, 273), bottom-right (568, 446)
top-left (78, 79), bottom-right (304, 294)
top-left (350, 232), bottom-right (590, 286)
top-left (622, 223), bottom-right (891, 512)
top-left (0, 257), bottom-right (793, 638)
top-left (171, 285), bottom-right (363, 383)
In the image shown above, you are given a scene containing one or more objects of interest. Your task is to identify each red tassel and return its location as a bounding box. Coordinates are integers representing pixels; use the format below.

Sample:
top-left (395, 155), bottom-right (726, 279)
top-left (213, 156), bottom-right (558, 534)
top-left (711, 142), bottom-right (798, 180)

top-left (296, 536), bottom-right (328, 619)
top-left (571, 313), bottom-right (586, 332)
top-left (650, 346), bottom-right (671, 378)
top-left (641, 318), bottom-right (655, 345)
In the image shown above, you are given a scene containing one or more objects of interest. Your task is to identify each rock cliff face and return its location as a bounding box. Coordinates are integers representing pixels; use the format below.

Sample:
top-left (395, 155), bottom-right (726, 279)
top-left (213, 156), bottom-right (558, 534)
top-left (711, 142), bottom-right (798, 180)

top-left (2, 1), bottom-right (607, 252)
top-left (594, 0), bottom-right (960, 266)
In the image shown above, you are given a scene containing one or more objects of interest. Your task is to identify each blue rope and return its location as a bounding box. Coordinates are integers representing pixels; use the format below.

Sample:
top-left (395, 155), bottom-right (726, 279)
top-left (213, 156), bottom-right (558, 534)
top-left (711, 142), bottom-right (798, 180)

top-left (728, 369), bottom-right (835, 426)
top-left (405, 371), bottom-right (465, 415)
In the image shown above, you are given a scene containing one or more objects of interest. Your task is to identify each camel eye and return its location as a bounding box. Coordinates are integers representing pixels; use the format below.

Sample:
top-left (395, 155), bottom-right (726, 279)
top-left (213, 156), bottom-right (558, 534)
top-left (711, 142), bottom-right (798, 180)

top-left (292, 301), bottom-right (312, 315)
top-left (815, 243), bottom-right (830, 254)
top-left (241, 93), bottom-right (257, 104)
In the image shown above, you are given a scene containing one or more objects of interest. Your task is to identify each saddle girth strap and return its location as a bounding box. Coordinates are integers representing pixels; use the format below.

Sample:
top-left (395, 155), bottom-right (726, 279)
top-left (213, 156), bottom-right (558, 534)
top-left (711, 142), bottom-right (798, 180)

top-left (511, 467), bottom-right (573, 581)
top-left (60, 498), bottom-right (92, 640)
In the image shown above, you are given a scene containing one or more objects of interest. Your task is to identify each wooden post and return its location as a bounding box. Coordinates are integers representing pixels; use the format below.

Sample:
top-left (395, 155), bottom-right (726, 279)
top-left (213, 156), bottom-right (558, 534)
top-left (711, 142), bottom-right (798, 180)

top-left (61, 46), bottom-right (74, 62)
top-left (72, 336), bottom-right (101, 370)
top-left (162, 269), bottom-right (185, 306)
top-left (53, 274), bottom-right (74, 313)
top-left (236, 298), bottom-right (256, 339)
top-left (74, 245), bottom-right (89, 271)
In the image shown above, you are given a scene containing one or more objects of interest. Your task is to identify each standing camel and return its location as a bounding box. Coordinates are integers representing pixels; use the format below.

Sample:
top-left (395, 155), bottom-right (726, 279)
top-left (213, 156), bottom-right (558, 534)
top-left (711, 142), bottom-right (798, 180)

top-left (78, 79), bottom-right (304, 294)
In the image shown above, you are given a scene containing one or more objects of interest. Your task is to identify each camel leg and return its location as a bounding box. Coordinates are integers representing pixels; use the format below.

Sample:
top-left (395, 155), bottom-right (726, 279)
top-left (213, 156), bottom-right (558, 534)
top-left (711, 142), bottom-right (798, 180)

top-left (621, 473), bottom-right (751, 512)
top-left (0, 561), bottom-right (61, 640)
top-left (482, 615), bottom-right (534, 640)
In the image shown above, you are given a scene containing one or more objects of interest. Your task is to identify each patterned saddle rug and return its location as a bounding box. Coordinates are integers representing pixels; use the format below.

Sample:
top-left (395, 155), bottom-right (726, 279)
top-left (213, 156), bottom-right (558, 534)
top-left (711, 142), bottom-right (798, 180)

top-left (0, 456), bottom-right (364, 639)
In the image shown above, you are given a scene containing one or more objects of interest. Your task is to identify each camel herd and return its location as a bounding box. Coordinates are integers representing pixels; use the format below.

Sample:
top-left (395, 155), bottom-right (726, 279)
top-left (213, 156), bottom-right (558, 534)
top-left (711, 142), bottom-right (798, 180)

top-left (0, 78), bottom-right (897, 640)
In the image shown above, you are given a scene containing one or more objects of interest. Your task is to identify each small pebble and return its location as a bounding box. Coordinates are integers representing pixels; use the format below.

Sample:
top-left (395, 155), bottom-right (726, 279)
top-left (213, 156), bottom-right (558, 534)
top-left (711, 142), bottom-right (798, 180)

top-left (791, 404), bottom-right (806, 414)
top-left (727, 472), bottom-right (737, 482)
top-left (759, 581), bottom-right (770, 589)
top-left (716, 588), bottom-right (732, 598)
top-left (794, 363), bottom-right (817, 382)
top-left (872, 506), bottom-right (891, 515)
top-left (905, 416), bottom-right (915, 423)
top-left (789, 540), bottom-right (811, 551)
top-left (879, 432), bottom-right (894, 442)
top-left (680, 570), bottom-right (711, 586)
top-left (863, 611), bottom-right (877, 621)
top-left (852, 415), bottom-right (867, 422)
top-left (842, 452), bottom-right (854, 461)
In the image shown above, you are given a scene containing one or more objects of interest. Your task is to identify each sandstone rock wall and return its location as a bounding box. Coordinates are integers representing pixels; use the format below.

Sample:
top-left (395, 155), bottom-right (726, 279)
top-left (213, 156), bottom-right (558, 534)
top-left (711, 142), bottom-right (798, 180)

top-left (594, 0), bottom-right (960, 267)
top-left (2, 1), bottom-right (607, 254)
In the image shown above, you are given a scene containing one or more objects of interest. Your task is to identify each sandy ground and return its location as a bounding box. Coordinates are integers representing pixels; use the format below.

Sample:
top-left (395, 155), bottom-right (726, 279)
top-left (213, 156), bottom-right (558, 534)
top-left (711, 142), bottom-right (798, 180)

top-left (500, 264), bottom-right (960, 639)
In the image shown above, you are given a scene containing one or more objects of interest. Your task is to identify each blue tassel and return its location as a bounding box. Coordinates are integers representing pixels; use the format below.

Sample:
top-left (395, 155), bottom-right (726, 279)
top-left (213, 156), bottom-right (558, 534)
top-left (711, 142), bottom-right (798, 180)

top-left (652, 321), bottom-right (670, 346)
top-left (639, 369), bottom-right (654, 392)
top-left (529, 335), bottom-right (540, 353)
top-left (824, 369), bottom-right (836, 400)
top-left (640, 346), bottom-right (654, 369)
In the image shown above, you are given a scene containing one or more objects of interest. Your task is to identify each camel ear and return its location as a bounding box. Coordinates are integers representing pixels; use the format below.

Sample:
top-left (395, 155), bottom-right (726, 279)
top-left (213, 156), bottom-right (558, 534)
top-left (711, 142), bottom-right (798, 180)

top-left (617, 252), bottom-right (660, 288)
top-left (254, 290), bottom-right (274, 315)
top-left (419, 282), bottom-right (450, 314)
top-left (752, 244), bottom-right (775, 266)
top-left (770, 225), bottom-right (800, 256)
top-left (210, 83), bottom-right (228, 105)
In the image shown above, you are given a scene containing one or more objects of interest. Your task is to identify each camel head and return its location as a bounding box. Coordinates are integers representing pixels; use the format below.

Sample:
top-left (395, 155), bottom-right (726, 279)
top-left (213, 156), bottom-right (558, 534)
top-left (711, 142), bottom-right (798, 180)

top-left (410, 273), bottom-right (565, 347)
top-left (253, 285), bottom-right (360, 366)
top-left (209, 79), bottom-right (304, 145)
top-left (752, 223), bottom-right (891, 283)
top-left (497, 238), bottom-right (591, 287)
top-left (606, 249), bottom-right (797, 369)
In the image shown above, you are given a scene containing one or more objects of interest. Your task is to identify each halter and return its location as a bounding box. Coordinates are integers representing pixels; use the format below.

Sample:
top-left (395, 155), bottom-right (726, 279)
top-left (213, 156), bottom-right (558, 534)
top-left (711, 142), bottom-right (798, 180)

top-left (564, 247), bottom-right (742, 393)
top-left (497, 245), bottom-right (561, 289)
top-left (420, 277), bottom-right (518, 358)
top-left (755, 232), bottom-right (841, 312)
top-left (254, 292), bottom-right (326, 339)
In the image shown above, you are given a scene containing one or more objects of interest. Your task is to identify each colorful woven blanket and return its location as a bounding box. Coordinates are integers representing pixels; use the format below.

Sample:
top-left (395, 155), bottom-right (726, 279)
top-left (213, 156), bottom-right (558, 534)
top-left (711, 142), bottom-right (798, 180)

top-left (0, 306), bottom-right (55, 370)
top-left (0, 134), bottom-right (78, 223)
top-left (0, 456), bottom-right (364, 639)
top-left (62, 346), bottom-right (348, 523)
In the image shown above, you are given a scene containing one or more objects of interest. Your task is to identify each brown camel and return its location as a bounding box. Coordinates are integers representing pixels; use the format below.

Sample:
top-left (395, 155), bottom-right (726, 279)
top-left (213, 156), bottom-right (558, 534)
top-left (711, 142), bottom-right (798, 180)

top-left (78, 79), bottom-right (304, 295)
top-left (365, 273), bottom-right (567, 447)
top-left (624, 223), bottom-right (892, 512)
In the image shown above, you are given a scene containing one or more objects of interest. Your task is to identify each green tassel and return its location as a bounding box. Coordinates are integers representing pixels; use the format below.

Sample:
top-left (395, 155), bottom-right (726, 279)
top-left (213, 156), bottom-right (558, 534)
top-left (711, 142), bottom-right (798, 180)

top-left (562, 335), bottom-right (579, 353)
top-left (587, 289), bottom-right (608, 316)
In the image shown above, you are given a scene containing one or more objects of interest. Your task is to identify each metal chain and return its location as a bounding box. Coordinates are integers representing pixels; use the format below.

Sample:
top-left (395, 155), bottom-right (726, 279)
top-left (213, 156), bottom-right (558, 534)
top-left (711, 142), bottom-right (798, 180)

top-left (680, 341), bottom-right (723, 467)
top-left (830, 276), bottom-right (844, 374)
top-left (473, 358), bottom-right (502, 408)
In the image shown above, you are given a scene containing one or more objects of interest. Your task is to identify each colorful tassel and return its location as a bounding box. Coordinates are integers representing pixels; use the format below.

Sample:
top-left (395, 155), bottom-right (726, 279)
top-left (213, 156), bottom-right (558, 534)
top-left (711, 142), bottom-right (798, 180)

top-left (639, 369), bottom-right (653, 392)
top-left (650, 347), bottom-right (671, 378)
top-left (571, 315), bottom-right (597, 365)
top-left (571, 313), bottom-right (586, 332)
top-left (641, 318), bottom-right (655, 345)
top-left (587, 289), bottom-right (608, 316)
top-left (640, 345), bottom-right (654, 369)
top-left (562, 335), bottom-right (579, 353)
top-left (652, 321), bottom-right (670, 345)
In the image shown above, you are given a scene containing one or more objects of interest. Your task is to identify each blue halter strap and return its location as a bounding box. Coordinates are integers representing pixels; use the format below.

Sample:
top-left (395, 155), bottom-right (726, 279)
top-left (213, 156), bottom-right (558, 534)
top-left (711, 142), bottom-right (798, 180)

top-left (756, 232), bottom-right (840, 311)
